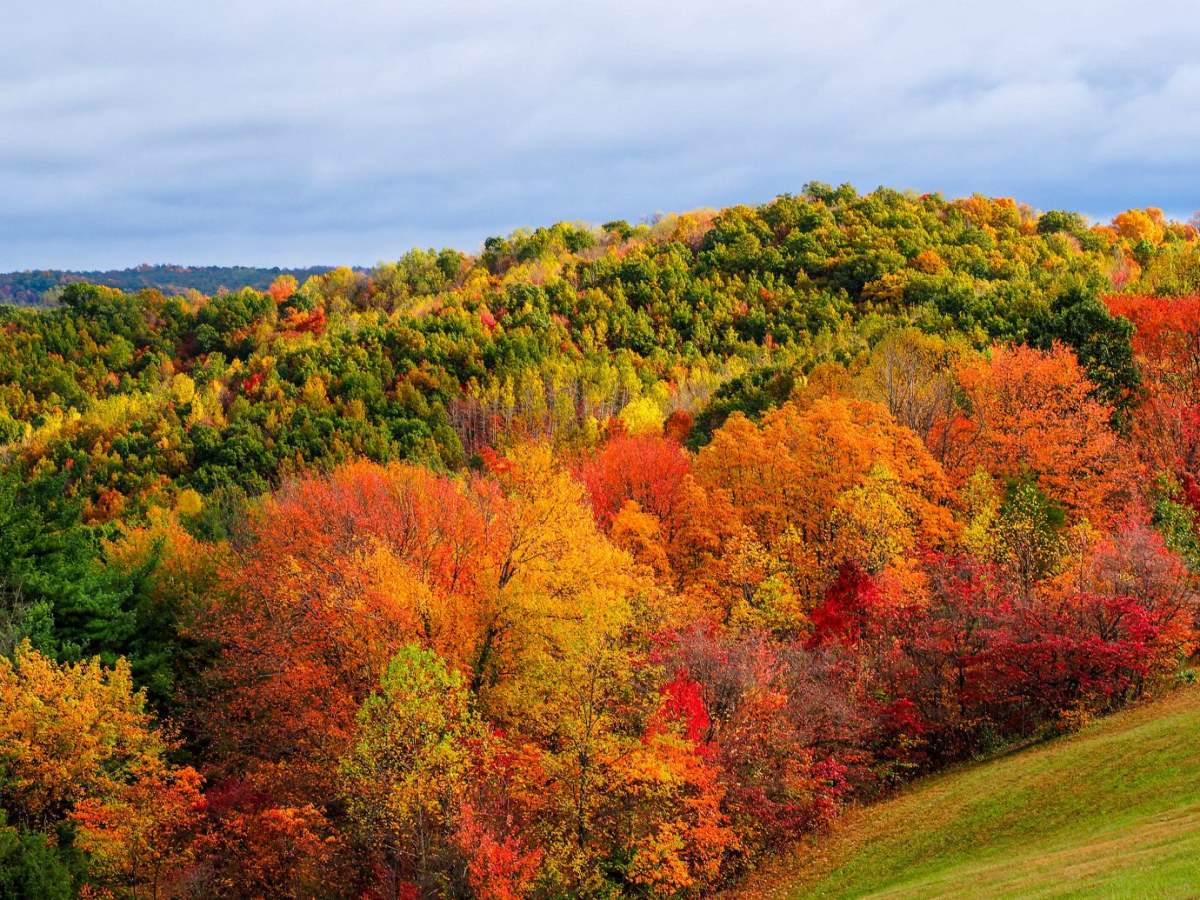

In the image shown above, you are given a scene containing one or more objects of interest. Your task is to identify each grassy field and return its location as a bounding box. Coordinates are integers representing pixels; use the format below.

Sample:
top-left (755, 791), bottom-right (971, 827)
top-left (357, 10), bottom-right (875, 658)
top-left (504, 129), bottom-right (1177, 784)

top-left (743, 684), bottom-right (1200, 898)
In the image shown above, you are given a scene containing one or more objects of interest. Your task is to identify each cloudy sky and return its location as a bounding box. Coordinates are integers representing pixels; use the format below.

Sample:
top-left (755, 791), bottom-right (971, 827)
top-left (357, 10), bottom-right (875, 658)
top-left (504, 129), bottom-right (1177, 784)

top-left (4, 0), bottom-right (1200, 270)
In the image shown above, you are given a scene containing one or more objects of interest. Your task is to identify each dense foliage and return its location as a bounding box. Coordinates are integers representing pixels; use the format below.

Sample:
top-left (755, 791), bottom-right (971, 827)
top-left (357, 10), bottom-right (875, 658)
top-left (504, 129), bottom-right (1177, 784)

top-left (2, 185), bottom-right (1200, 897)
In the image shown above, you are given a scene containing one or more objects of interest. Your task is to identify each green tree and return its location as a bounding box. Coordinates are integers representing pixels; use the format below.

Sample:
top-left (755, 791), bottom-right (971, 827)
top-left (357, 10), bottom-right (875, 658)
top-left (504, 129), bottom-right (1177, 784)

top-left (1029, 283), bottom-right (1141, 425)
top-left (0, 814), bottom-right (74, 900)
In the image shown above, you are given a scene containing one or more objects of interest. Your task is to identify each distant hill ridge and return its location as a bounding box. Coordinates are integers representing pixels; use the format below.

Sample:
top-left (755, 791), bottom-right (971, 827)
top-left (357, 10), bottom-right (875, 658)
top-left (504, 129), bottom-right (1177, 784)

top-left (0, 264), bottom-right (347, 306)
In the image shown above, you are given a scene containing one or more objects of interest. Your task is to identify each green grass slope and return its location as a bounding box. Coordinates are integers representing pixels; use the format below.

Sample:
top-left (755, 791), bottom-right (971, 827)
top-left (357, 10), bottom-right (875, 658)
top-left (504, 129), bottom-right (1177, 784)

top-left (761, 685), bottom-right (1200, 899)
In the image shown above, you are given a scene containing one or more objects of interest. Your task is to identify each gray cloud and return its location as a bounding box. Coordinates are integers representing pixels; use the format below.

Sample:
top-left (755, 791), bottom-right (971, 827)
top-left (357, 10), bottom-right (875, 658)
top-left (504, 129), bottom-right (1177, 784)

top-left (3, 0), bottom-right (1199, 269)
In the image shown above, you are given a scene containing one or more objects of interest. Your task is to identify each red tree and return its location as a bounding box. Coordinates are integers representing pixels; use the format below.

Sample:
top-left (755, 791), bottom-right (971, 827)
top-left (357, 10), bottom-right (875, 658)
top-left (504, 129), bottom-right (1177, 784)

top-left (576, 432), bottom-right (692, 532)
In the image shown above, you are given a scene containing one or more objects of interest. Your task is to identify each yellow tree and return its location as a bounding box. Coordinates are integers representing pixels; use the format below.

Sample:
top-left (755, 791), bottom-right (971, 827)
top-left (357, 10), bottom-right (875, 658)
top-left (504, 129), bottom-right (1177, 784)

top-left (472, 443), bottom-right (639, 716)
top-left (0, 642), bottom-right (202, 896)
top-left (0, 643), bottom-right (168, 831)
top-left (830, 464), bottom-right (917, 574)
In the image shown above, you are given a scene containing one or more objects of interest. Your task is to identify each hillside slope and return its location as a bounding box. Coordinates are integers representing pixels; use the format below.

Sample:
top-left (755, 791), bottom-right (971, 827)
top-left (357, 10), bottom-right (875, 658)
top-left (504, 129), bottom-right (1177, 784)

top-left (754, 684), bottom-right (1200, 898)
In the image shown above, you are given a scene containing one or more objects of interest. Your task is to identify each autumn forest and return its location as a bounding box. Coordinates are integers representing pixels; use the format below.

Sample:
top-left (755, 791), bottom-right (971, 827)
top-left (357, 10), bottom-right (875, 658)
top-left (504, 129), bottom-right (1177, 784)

top-left (4, 186), bottom-right (1200, 897)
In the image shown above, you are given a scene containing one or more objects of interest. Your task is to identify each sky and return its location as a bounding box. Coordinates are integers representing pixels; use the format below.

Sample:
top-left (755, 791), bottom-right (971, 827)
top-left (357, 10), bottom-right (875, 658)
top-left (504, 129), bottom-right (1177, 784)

top-left (4, 0), bottom-right (1200, 271)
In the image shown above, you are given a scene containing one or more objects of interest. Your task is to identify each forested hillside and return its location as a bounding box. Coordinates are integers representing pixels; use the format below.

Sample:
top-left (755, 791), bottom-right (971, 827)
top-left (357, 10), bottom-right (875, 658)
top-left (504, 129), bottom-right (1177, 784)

top-left (2, 185), bottom-right (1200, 897)
top-left (0, 264), bottom-right (338, 307)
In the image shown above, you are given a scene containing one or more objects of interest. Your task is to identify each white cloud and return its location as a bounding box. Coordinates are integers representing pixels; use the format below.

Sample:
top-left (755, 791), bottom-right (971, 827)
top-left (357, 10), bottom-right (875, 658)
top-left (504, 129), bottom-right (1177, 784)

top-left (2, 0), bottom-right (1199, 268)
